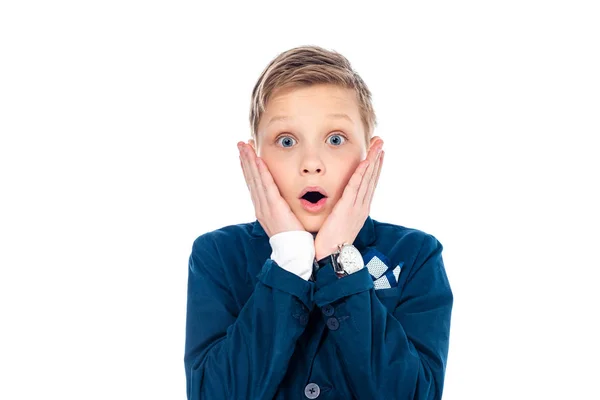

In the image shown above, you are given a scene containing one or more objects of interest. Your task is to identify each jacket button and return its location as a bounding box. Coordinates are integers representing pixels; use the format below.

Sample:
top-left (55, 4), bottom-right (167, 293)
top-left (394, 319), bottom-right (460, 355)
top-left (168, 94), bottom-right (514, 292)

top-left (326, 317), bottom-right (339, 331)
top-left (304, 382), bottom-right (320, 399)
top-left (321, 304), bottom-right (334, 316)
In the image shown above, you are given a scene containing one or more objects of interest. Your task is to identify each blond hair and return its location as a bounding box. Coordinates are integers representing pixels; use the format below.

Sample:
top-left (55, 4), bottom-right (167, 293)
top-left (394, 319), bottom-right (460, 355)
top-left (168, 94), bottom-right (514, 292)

top-left (249, 45), bottom-right (377, 147)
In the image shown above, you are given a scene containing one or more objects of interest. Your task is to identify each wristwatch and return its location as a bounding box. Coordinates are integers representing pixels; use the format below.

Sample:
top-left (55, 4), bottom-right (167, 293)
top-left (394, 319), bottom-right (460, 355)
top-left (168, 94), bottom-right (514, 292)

top-left (314, 243), bottom-right (365, 278)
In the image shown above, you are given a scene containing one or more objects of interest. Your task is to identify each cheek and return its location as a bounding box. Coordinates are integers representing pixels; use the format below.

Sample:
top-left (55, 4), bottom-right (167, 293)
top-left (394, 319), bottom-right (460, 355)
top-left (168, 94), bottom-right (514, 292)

top-left (264, 161), bottom-right (291, 194)
top-left (336, 160), bottom-right (359, 184)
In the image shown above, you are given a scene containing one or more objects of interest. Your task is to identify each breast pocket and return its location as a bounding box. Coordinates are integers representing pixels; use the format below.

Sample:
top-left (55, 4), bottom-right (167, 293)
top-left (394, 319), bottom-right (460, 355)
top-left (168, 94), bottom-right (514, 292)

top-left (374, 286), bottom-right (401, 312)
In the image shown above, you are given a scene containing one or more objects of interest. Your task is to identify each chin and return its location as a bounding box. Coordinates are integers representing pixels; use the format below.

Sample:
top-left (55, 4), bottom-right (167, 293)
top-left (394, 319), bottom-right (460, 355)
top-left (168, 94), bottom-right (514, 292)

top-left (298, 214), bottom-right (326, 234)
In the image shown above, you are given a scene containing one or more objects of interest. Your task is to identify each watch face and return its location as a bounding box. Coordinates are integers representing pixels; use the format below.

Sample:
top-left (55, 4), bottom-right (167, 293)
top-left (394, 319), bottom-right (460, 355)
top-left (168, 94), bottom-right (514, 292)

top-left (338, 245), bottom-right (364, 274)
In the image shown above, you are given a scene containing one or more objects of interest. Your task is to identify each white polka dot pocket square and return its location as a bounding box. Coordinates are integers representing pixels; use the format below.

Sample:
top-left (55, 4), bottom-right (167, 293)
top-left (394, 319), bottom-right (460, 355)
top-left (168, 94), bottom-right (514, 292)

top-left (362, 249), bottom-right (403, 290)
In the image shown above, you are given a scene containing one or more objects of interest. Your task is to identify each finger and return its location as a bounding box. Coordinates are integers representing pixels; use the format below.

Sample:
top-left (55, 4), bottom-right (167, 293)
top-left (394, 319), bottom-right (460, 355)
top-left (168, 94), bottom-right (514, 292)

top-left (244, 145), bottom-right (269, 214)
top-left (239, 146), bottom-right (260, 210)
top-left (375, 150), bottom-right (384, 186)
top-left (357, 148), bottom-right (381, 204)
top-left (239, 153), bottom-right (250, 191)
top-left (357, 142), bottom-right (383, 205)
top-left (238, 143), bottom-right (251, 187)
top-left (341, 158), bottom-right (370, 207)
top-left (255, 156), bottom-right (283, 205)
top-left (365, 149), bottom-right (384, 206)
top-left (342, 140), bottom-right (383, 205)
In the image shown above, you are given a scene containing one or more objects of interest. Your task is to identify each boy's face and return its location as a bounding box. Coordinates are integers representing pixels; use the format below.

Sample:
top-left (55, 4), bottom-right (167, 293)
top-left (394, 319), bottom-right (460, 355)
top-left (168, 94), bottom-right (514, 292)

top-left (249, 84), bottom-right (379, 234)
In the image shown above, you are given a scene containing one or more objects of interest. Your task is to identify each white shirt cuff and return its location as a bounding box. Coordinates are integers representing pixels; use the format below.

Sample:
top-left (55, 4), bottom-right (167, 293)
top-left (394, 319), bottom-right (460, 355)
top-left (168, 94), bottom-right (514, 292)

top-left (269, 230), bottom-right (315, 281)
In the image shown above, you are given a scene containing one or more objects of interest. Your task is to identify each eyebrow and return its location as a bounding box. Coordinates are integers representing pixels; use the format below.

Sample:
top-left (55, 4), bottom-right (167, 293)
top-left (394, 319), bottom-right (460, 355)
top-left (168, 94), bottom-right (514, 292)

top-left (266, 113), bottom-right (354, 127)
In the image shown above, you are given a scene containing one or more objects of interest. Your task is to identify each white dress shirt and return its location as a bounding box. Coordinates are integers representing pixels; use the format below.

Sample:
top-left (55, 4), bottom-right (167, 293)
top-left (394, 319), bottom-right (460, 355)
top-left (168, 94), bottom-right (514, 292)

top-left (269, 231), bottom-right (316, 281)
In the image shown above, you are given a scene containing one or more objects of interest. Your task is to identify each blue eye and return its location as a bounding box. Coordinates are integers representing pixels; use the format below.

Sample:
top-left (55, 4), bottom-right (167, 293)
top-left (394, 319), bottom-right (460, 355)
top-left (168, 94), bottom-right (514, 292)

top-left (276, 133), bottom-right (347, 148)
top-left (327, 134), bottom-right (346, 146)
top-left (276, 135), bottom-right (296, 148)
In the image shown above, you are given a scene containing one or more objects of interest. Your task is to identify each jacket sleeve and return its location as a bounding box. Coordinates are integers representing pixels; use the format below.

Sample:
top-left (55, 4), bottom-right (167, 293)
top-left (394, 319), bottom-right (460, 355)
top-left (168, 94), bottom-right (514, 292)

top-left (184, 234), bottom-right (315, 400)
top-left (312, 233), bottom-right (453, 400)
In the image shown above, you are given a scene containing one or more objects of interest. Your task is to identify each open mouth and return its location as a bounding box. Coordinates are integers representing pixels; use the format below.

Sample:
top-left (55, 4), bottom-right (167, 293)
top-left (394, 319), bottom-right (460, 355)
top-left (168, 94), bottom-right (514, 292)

top-left (301, 191), bottom-right (327, 204)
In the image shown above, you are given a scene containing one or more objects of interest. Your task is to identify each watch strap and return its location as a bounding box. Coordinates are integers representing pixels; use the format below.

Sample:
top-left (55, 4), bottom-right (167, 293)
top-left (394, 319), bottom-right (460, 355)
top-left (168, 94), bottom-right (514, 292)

top-left (314, 243), bottom-right (354, 278)
top-left (316, 255), bottom-right (332, 268)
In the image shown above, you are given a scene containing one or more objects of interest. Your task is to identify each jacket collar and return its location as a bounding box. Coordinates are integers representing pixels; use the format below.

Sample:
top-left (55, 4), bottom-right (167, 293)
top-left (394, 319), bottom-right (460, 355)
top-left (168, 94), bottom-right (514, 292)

top-left (250, 215), bottom-right (376, 251)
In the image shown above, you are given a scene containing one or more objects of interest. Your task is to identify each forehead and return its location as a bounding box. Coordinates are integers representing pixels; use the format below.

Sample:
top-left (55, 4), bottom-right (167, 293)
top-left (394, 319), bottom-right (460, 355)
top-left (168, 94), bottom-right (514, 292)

top-left (260, 84), bottom-right (361, 130)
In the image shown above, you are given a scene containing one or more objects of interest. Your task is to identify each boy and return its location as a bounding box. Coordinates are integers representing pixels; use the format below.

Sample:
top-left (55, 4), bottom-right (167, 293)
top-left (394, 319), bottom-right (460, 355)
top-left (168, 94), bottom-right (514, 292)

top-left (184, 45), bottom-right (453, 399)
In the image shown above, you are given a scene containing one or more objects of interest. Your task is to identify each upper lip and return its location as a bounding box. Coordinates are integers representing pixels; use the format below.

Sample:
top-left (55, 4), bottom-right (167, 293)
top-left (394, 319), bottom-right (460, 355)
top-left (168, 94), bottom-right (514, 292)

top-left (299, 186), bottom-right (328, 199)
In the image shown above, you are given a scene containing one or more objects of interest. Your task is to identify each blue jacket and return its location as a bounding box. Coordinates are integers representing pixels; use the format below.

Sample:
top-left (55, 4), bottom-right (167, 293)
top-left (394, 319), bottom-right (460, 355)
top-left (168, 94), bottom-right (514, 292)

top-left (184, 216), bottom-right (453, 399)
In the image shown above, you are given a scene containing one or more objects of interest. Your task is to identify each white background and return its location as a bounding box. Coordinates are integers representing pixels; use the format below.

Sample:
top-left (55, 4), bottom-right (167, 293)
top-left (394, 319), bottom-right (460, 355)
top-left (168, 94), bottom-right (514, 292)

top-left (1, 1), bottom-right (598, 399)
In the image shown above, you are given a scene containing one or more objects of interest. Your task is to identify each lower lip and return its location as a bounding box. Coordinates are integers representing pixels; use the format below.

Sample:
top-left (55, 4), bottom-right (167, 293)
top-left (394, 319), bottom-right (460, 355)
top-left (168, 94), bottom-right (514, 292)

top-left (300, 197), bottom-right (328, 212)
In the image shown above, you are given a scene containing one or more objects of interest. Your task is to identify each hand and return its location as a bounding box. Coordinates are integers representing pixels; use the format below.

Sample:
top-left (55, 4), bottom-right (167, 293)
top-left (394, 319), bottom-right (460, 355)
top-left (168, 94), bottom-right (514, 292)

top-left (314, 138), bottom-right (385, 260)
top-left (238, 141), bottom-right (305, 238)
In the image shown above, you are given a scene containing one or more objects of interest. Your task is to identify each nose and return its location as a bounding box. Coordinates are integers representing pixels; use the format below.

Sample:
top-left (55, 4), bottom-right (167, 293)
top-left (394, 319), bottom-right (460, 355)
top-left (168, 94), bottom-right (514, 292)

top-left (301, 151), bottom-right (324, 175)
top-left (303, 165), bottom-right (322, 174)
